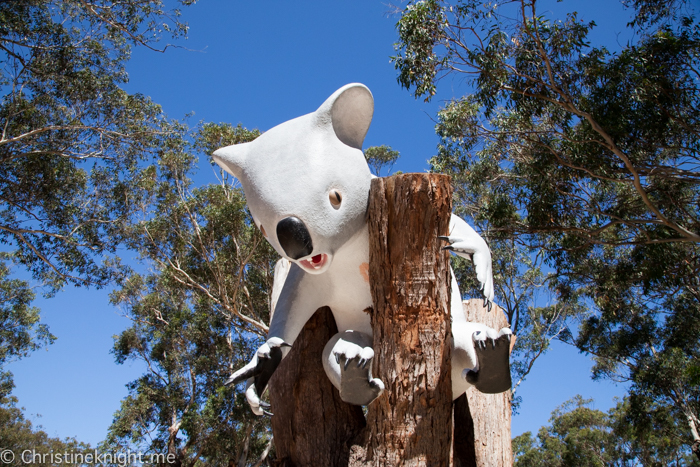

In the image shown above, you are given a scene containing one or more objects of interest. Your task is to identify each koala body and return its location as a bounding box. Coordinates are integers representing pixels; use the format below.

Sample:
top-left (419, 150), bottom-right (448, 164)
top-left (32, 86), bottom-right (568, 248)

top-left (214, 84), bottom-right (511, 415)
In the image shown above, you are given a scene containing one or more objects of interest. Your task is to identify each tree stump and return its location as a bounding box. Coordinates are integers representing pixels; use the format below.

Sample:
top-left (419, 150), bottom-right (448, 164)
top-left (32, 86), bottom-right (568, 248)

top-left (453, 299), bottom-right (513, 467)
top-left (269, 306), bottom-right (366, 467)
top-left (352, 173), bottom-right (454, 466)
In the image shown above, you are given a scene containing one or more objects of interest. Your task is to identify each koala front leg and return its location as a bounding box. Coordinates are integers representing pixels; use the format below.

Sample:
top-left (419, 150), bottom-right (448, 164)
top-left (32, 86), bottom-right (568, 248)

top-left (322, 331), bottom-right (384, 406)
top-left (226, 264), bottom-right (323, 415)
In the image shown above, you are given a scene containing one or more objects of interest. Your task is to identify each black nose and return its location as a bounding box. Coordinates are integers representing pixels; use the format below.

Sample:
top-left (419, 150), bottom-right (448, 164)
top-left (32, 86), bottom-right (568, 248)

top-left (276, 217), bottom-right (313, 260)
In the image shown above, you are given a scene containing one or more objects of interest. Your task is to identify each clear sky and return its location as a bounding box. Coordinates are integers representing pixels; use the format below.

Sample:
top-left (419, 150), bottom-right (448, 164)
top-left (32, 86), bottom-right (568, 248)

top-left (8, 0), bottom-right (635, 447)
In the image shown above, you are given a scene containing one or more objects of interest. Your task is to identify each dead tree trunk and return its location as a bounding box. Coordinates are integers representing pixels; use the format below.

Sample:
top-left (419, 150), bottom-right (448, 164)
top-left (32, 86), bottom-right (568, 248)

top-left (453, 299), bottom-right (513, 467)
top-left (269, 306), bottom-right (366, 467)
top-left (350, 173), bottom-right (454, 466)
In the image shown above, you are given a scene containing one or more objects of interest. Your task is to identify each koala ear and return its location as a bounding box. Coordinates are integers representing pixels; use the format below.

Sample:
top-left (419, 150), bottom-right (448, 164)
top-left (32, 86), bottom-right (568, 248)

top-left (212, 142), bottom-right (250, 178)
top-left (316, 83), bottom-right (374, 150)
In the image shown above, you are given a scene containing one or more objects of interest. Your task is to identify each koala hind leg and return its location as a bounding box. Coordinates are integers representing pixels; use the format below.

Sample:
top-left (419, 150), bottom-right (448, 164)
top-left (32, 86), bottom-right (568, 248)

top-left (465, 327), bottom-right (513, 394)
top-left (322, 331), bottom-right (384, 406)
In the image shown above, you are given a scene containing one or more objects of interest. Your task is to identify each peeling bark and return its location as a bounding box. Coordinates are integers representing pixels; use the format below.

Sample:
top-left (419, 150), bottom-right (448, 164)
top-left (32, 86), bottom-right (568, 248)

top-left (353, 174), bottom-right (454, 466)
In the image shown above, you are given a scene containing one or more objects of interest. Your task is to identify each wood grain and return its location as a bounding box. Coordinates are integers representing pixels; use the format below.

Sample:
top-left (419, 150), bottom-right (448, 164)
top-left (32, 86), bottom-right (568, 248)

top-left (359, 173), bottom-right (454, 467)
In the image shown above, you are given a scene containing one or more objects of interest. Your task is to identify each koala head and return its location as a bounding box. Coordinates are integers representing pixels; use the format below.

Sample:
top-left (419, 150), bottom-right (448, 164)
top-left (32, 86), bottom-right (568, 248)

top-left (212, 83), bottom-right (374, 275)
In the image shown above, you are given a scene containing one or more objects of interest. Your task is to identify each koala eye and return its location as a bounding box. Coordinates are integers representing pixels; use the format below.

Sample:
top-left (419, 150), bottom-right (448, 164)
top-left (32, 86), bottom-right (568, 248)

top-left (329, 190), bottom-right (342, 209)
top-left (259, 224), bottom-right (267, 237)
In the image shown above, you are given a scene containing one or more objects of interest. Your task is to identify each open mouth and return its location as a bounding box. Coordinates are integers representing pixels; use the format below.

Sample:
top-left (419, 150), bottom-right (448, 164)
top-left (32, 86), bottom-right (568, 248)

top-left (298, 253), bottom-right (329, 272)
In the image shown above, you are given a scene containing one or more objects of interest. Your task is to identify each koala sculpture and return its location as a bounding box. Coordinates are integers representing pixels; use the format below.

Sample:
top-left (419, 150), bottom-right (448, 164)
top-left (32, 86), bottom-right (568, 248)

top-left (213, 83), bottom-right (512, 415)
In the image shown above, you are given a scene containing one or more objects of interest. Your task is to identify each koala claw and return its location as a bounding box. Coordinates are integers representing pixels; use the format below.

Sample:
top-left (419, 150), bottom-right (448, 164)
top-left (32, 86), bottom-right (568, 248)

top-left (439, 233), bottom-right (494, 310)
top-left (245, 381), bottom-right (264, 416)
top-left (337, 352), bottom-right (384, 406)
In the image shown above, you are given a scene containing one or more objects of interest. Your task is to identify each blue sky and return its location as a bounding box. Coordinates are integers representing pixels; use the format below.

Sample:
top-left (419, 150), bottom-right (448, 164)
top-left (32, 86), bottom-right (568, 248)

top-left (8, 0), bottom-right (636, 447)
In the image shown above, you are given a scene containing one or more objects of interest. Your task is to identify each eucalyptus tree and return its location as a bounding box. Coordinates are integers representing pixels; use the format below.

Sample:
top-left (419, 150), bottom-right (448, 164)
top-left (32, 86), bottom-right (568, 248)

top-left (105, 123), bottom-right (277, 466)
top-left (364, 145), bottom-right (400, 177)
top-left (0, 0), bottom-right (195, 290)
top-left (0, 394), bottom-right (91, 465)
top-left (392, 0), bottom-right (700, 455)
top-left (514, 396), bottom-right (699, 466)
top-left (0, 254), bottom-right (53, 398)
top-left (0, 0), bottom-right (197, 418)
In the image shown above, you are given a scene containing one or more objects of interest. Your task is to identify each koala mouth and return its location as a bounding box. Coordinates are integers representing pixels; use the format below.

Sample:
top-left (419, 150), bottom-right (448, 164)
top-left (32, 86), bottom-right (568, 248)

top-left (298, 253), bottom-right (329, 272)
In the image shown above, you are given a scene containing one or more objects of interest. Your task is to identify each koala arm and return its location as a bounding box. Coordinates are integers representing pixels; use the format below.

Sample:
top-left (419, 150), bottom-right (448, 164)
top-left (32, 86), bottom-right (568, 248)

top-left (227, 262), bottom-right (327, 415)
top-left (440, 214), bottom-right (495, 310)
top-left (268, 262), bottom-right (327, 343)
top-left (269, 258), bottom-right (291, 322)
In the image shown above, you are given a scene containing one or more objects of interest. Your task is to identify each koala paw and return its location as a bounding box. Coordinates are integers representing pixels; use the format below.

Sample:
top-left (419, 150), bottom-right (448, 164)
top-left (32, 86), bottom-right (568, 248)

top-left (225, 337), bottom-right (290, 416)
top-left (336, 348), bottom-right (384, 406)
top-left (464, 328), bottom-right (512, 394)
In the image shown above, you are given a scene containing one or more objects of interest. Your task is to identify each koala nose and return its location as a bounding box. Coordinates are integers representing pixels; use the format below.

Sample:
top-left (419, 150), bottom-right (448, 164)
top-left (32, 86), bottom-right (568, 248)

top-left (276, 217), bottom-right (313, 260)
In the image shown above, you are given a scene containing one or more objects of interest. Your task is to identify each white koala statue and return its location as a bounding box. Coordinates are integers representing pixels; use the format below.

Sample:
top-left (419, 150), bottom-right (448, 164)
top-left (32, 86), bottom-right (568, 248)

top-left (213, 83), bottom-right (512, 416)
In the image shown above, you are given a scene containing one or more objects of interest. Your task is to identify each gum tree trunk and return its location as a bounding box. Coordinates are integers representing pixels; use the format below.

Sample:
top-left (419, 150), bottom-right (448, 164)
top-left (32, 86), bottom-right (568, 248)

top-left (350, 173), bottom-right (454, 466)
top-left (269, 306), bottom-right (366, 467)
top-left (453, 299), bottom-right (513, 467)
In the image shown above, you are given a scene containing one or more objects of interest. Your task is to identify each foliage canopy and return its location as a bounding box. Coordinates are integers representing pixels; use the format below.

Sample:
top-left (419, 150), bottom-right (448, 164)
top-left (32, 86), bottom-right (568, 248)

top-left (0, 0), bottom-right (195, 290)
top-left (364, 145), bottom-right (400, 177)
top-left (393, 0), bottom-right (700, 455)
top-left (105, 123), bottom-right (277, 466)
top-left (514, 396), bottom-right (700, 466)
top-left (0, 395), bottom-right (90, 466)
